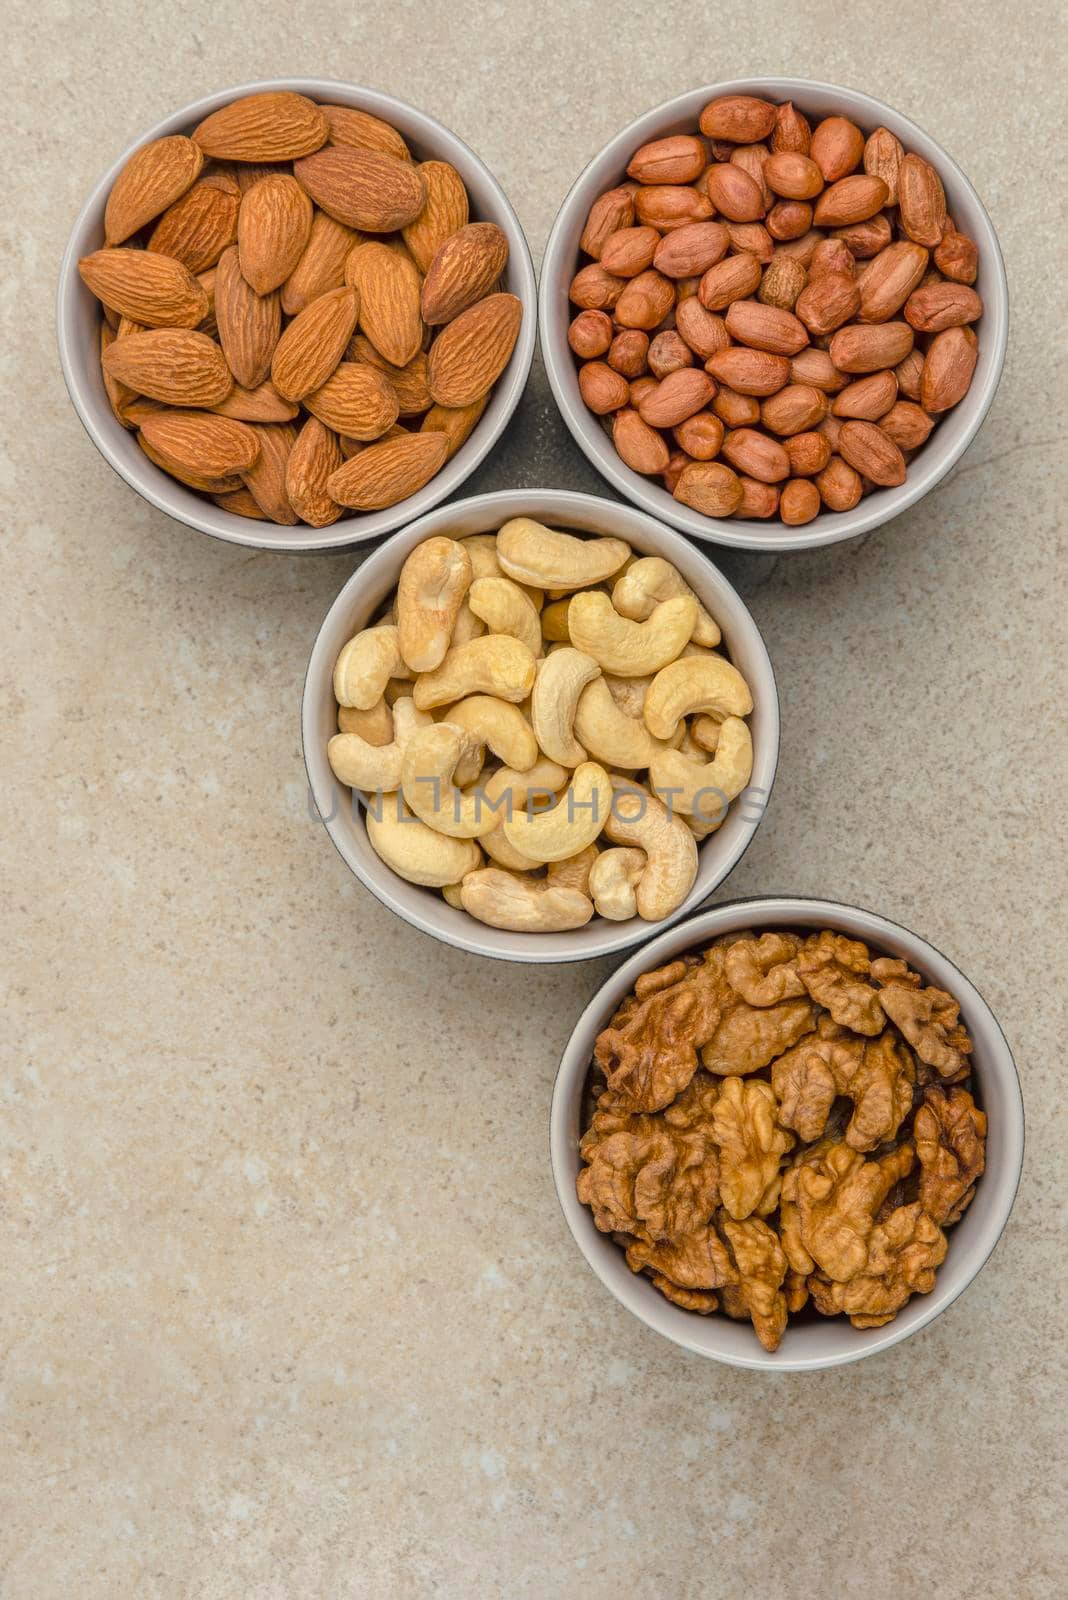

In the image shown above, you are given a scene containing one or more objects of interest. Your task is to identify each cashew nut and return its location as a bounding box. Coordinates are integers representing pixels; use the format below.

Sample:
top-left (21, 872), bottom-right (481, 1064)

top-left (573, 676), bottom-right (674, 771)
top-left (450, 600), bottom-right (485, 648)
top-left (611, 557), bottom-right (722, 648)
top-left (334, 625), bottom-right (412, 710)
top-left (530, 647), bottom-right (601, 767)
top-left (338, 699), bottom-right (393, 746)
top-left (329, 695), bottom-right (434, 791)
top-left (481, 757), bottom-right (568, 814)
top-left (412, 635), bottom-right (537, 710)
top-left (441, 881), bottom-right (465, 908)
top-left (588, 846), bottom-right (646, 921)
top-left (501, 762), bottom-right (613, 863)
top-left (546, 843), bottom-right (600, 895)
top-left (540, 598), bottom-right (572, 642)
top-left (604, 673), bottom-right (652, 720)
top-left (496, 517), bottom-right (631, 591)
top-left (396, 536), bottom-right (473, 673)
top-left (692, 714), bottom-right (722, 752)
top-left (648, 716), bottom-right (754, 824)
top-left (459, 868), bottom-right (594, 932)
top-left (643, 655), bottom-right (754, 741)
top-left (480, 822), bottom-right (542, 872)
top-left (400, 722), bottom-right (490, 838)
top-left (603, 785), bottom-right (699, 920)
top-left (460, 534), bottom-right (543, 608)
top-left (466, 576), bottom-right (543, 659)
top-left (568, 592), bottom-right (699, 675)
top-left (366, 793), bottom-right (483, 887)
top-left (439, 695), bottom-right (539, 773)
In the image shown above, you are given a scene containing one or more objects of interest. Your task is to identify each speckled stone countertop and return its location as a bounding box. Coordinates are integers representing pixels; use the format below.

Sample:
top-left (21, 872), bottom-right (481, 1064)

top-left (3, 3), bottom-right (1065, 1595)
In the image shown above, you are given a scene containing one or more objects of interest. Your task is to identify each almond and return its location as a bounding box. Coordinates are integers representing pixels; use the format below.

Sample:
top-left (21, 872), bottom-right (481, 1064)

top-left (675, 298), bottom-right (730, 360)
top-left (815, 454), bottom-right (863, 510)
top-left (321, 104), bottom-right (410, 162)
top-left (100, 322), bottom-right (139, 427)
top-left (699, 95), bottom-right (777, 143)
top-left (725, 299), bottom-right (809, 354)
top-left (578, 361), bottom-right (630, 414)
top-left (904, 282), bottom-right (983, 332)
top-left (810, 117), bottom-right (864, 182)
top-left (764, 152), bottom-right (824, 201)
top-left (706, 347), bottom-right (790, 397)
top-left (281, 212), bottom-right (360, 314)
top-left (402, 160), bottom-right (469, 271)
top-left (138, 434), bottom-right (241, 493)
top-left (829, 321), bottom-right (914, 373)
top-left (612, 408), bottom-right (672, 474)
top-left (652, 221), bottom-right (730, 278)
top-left (78, 249), bottom-right (209, 328)
top-left (192, 92), bottom-right (328, 161)
top-left (102, 327), bottom-right (233, 406)
top-left (568, 309), bottom-right (614, 359)
top-left (420, 397), bottom-right (488, 458)
top-left (673, 411), bottom-right (724, 460)
top-left (615, 269), bottom-right (676, 330)
top-left (420, 222), bottom-right (509, 324)
top-left (698, 253), bottom-right (763, 310)
top-left (284, 417), bottom-right (344, 526)
top-left (784, 430), bottom-right (831, 476)
top-left (934, 229), bottom-right (979, 286)
top-left (721, 428), bottom-right (790, 482)
top-left (214, 245), bottom-right (281, 389)
top-left (237, 174), bottom-right (313, 293)
top-left (897, 154), bottom-right (947, 248)
top-left (139, 409), bottom-right (260, 477)
top-left (879, 400), bottom-right (935, 449)
top-left (832, 369), bottom-right (898, 419)
top-left (210, 381), bottom-right (299, 423)
top-left (813, 174), bottom-right (888, 227)
top-left (599, 225), bottom-right (660, 278)
top-left (146, 174), bottom-right (239, 272)
top-left (426, 291), bottom-right (522, 407)
top-left (569, 263), bottom-right (626, 310)
top-left (790, 347), bottom-right (848, 392)
top-left (758, 255), bottom-right (807, 311)
top-left (213, 487), bottom-right (268, 519)
top-left (920, 326), bottom-right (978, 412)
top-left (294, 147), bottom-right (426, 232)
top-left (831, 214), bottom-right (892, 258)
top-left (343, 241), bottom-right (422, 367)
top-left (703, 163), bottom-right (765, 222)
top-left (638, 368), bottom-right (715, 427)
top-left (104, 135), bottom-right (204, 244)
top-left (863, 127), bottom-right (904, 204)
top-left (772, 103), bottom-right (811, 155)
top-left (304, 361), bottom-right (399, 438)
top-left (673, 459), bottom-right (744, 516)
top-left (271, 285), bottom-right (359, 400)
top-left (633, 185), bottom-right (713, 231)
top-left (856, 240), bottom-right (929, 322)
top-left (627, 135), bottom-right (706, 185)
top-left (794, 272), bottom-right (861, 336)
top-left (241, 423), bottom-right (299, 523)
top-left (327, 431), bottom-right (449, 509)
top-left (231, 163), bottom-right (288, 196)
top-left (760, 383), bottom-right (828, 435)
top-left (838, 419), bottom-right (907, 485)
top-left (348, 335), bottom-right (432, 414)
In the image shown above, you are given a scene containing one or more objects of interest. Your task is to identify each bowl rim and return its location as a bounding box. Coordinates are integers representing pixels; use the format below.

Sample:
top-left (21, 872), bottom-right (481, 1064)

top-left (539, 75), bottom-right (1010, 553)
top-left (300, 488), bottom-right (781, 962)
top-left (550, 894), bottom-right (1025, 1370)
top-left (56, 76), bottom-right (538, 553)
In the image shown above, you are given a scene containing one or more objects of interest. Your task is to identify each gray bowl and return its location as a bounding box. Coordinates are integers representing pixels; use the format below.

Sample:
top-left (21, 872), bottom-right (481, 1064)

top-left (540, 77), bottom-right (1008, 553)
top-left (551, 897), bottom-right (1023, 1369)
top-left (57, 78), bottom-right (537, 551)
top-left (302, 490), bottom-right (779, 962)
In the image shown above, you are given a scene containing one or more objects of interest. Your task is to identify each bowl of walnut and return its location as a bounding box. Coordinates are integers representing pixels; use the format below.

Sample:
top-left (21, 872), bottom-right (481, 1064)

top-left (540, 79), bottom-right (1008, 551)
top-left (57, 79), bottom-right (536, 550)
top-left (551, 898), bottom-right (1023, 1368)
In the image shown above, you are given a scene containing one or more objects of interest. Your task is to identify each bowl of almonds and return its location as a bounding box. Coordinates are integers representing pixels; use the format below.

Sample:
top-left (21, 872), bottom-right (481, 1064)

top-left (58, 79), bottom-right (536, 549)
top-left (540, 79), bottom-right (1007, 551)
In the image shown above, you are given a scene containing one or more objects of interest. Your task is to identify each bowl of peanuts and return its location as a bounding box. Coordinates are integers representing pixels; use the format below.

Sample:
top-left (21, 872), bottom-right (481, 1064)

top-left (302, 489), bottom-right (779, 961)
top-left (540, 79), bottom-right (1008, 551)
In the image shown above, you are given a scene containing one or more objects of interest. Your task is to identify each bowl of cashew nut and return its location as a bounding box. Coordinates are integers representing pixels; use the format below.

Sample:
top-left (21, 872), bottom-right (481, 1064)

top-left (302, 489), bottom-right (779, 960)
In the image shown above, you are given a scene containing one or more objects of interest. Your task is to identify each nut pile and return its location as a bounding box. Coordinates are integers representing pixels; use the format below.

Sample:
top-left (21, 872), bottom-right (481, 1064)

top-left (80, 91), bottom-right (523, 526)
top-left (568, 94), bottom-right (982, 526)
top-left (328, 519), bottom-right (757, 932)
top-left (576, 930), bottom-right (985, 1348)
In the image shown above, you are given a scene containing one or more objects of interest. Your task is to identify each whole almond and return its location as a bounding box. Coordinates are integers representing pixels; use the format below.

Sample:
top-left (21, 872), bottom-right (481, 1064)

top-left (879, 400), bottom-right (935, 449)
top-left (321, 104), bottom-right (410, 162)
top-left (737, 477), bottom-right (781, 517)
top-left (920, 326), bottom-right (978, 412)
top-left (79, 249), bottom-right (209, 327)
top-left (856, 240), bottom-right (929, 322)
top-left (760, 383), bottom-right (828, 435)
top-left (615, 269), bottom-right (676, 330)
top-left (612, 409), bottom-right (672, 474)
top-left (725, 299), bottom-right (809, 354)
top-left (579, 361), bottom-right (630, 414)
top-left (647, 331), bottom-right (694, 378)
top-left (721, 427), bottom-right (790, 482)
top-left (102, 327), bottom-right (233, 406)
top-left (147, 175), bottom-right (239, 272)
top-left (104, 135), bottom-right (204, 244)
top-left (790, 347), bottom-right (848, 392)
top-left (568, 309), bottom-right (613, 359)
top-left (580, 185), bottom-right (636, 258)
top-left (653, 220), bottom-right (730, 278)
top-left (348, 335), bottom-right (432, 414)
top-left (706, 347), bottom-right (790, 396)
top-left (813, 174), bottom-right (888, 227)
top-left (627, 135), bottom-right (706, 185)
top-left (426, 291), bottom-right (522, 406)
top-left (100, 322), bottom-right (138, 427)
top-left (895, 349), bottom-right (925, 401)
top-left (420, 221), bottom-right (509, 324)
top-left (420, 397), bottom-right (489, 458)
top-left (215, 246), bottom-right (281, 388)
top-left (140, 409), bottom-right (259, 477)
top-left (294, 147), bottom-right (426, 232)
top-left (698, 253), bottom-right (762, 310)
top-left (699, 95), bottom-right (777, 143)
top-left (815, 454), bottom-right (863, 510)
top-left (810, 117), bottom-right (864, 182)
top-left (764, 152), bottom-right (824, 200)
top-left (213, 487), bottom-right (268, 520)
top-left (599, 225), bottom-right (660, 278)
top-left (904, 282), bottom-right (983, 332)
top-left (210, 381), bottom-right (299, 423)
top-left (838, 419), bottom-right (907, 485)
top-left (934, 229), bottom-right (979, 285)
top-left (284, 416), bottom-right (344, 526)
top-left (327, 431), bottom-right (449, 509)
top-left (703, 163), bottom-right (766, 222)
top-left (237, 174), bottom-right (312, 294)
top-left (638, 368), bottom-right (715, 427)
top-left (794, 272), bottom-right (861, 336)
top-left (784, 430), bottom-right (831, 476)
top-left (829, 321), bottom-right (914, 373)
top-left (241, 422), bottom-right (299, 523)
top-left (863, 127), bottom-right (904, 204)
top-left (772, 102), bottom-right (811, 155)
top-left (724, 223), bottom-right (774, 263)
top-left (139, 434), bottom-right (241, 493)
top-left (832, 369), bottom-right (898, 419)
top-left (271, 285), bottom-right (359, 401)
top-left (675, 298), bottom-right (730, 360)
top-left (345, 241), bottom-right (423, 366)
top-left (767, 200), bottom-right (814, 240)
top-left (231, 164), bottom-right (289, 196)
top-left (758, 255), bottom-right (807, 311)
top-left (607, 330), bottom-right (650, 377)
top-left (831, 214), bottom-right (892, 258)
top-left (897, 153), bottom-right (947, 248)
top-left (712, 386), bottom-right (760, 427)
top-left (633, 185), bottom-right (713, 231)
top-left (673, 459), bottom-right (744, 516)
top-left (402, 161), bottom-right (469, 271)
top-left (305, 360), bottom-right (399, 438)
top-left (673, 411), bottom-right (724, 460)
top-left (281, 212), bottom-right (360, 314)
top-left (193, 93), bottom-right (328, 161)
top-left (569, 263), bottom-right (626, 310)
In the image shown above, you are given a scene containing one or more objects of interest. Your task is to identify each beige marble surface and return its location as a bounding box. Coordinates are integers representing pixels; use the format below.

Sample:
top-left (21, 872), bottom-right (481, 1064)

top-left (3, 2), bottom-right (1066, 1595)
